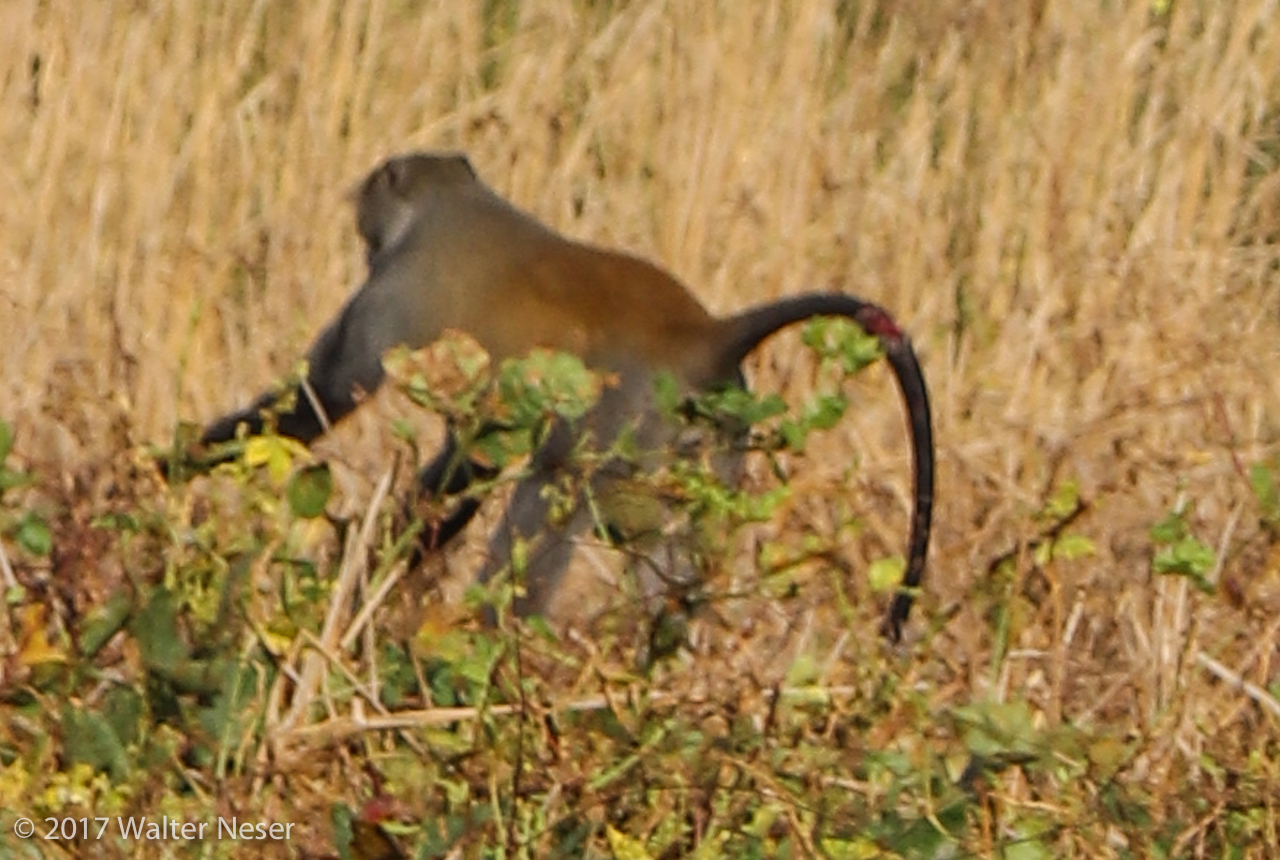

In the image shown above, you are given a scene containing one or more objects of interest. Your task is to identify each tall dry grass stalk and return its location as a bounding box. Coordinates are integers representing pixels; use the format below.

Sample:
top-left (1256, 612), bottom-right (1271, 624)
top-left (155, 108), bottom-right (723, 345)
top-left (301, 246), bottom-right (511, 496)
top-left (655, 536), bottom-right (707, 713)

top-left (3, 0), bottom-right (1280, 772)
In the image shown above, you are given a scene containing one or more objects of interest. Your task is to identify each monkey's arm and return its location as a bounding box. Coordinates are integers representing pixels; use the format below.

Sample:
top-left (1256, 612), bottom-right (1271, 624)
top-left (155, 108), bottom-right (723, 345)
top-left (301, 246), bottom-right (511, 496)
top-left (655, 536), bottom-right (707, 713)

top-left (201, 288), bottom-right (396, 447)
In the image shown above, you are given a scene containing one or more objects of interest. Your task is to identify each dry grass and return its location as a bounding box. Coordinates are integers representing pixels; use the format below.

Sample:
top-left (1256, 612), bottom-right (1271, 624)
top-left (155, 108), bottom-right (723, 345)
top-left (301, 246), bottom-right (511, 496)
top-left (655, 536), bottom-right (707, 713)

top-left (3, 0), bottom-right (1280, 856)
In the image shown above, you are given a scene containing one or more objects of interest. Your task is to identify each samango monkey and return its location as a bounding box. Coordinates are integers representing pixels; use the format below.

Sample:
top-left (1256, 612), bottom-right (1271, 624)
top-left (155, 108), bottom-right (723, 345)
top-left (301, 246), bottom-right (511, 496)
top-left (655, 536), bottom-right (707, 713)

top-left (196, 152), bottom-right (934, 640)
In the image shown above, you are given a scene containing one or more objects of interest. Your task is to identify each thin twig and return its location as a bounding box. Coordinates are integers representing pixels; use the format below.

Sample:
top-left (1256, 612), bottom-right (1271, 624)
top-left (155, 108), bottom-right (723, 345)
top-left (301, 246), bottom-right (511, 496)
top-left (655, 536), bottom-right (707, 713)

top-left (276, 468), bottom-right (394, 733)
top-left (276, 684), bottom-right (861, 749)
top-left (1196, 651), bottom-right (1280, 720)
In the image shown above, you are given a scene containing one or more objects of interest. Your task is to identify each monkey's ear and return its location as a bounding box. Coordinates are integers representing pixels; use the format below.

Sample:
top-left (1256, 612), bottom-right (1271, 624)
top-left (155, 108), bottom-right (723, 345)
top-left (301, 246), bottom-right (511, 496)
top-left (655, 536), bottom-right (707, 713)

top-left (347, 160), bottom-right (395, 204)
top-left (385, 158), bottom-right (410, 194)
top-left (451, 154), bottom-right (477, 179)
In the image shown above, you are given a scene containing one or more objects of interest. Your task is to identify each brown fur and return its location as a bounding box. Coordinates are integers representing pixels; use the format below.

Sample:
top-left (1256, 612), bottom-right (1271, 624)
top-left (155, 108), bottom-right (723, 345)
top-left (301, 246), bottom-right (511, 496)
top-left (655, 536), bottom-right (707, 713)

top-left (197, 152), bottom-right (934, 640)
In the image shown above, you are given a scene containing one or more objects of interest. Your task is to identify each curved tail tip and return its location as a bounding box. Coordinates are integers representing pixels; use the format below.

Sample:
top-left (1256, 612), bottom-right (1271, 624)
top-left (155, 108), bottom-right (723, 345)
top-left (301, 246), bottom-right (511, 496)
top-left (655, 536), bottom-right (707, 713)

top-left (856, 305), bottom-right (906, 341)
top-left (881, 593), bottom-right (914, 642)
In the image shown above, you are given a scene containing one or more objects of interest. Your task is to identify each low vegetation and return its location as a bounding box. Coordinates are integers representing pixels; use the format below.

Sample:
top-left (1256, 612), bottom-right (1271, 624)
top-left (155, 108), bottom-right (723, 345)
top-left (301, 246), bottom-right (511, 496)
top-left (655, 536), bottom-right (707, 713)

top-left (2, 1), bottom-right (1280, 857)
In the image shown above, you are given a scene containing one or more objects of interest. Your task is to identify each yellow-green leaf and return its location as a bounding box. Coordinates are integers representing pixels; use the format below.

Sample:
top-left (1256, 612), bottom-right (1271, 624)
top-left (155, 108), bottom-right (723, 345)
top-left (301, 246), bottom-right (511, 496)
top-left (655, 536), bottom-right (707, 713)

top-left (868, 555), bottom-right (905, 593)
top-left (606, 825), bottom-right (654, 860)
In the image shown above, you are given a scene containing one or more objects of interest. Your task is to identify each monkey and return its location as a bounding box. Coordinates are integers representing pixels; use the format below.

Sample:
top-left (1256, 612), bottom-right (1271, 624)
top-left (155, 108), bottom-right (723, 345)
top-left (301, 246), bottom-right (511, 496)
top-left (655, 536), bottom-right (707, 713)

top-left (193, 152), bottom-right (934, 641)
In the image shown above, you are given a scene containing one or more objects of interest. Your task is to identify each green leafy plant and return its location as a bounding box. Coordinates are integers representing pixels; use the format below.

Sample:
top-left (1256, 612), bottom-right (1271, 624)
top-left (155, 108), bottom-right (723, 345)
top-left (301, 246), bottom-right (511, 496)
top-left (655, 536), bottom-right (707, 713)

top-left (0, 420), bottom-right (50, 560)
top-left (1249, 457), bottom-right (1280, 529)
top-left (1150, 505), bottom-right (1216, 593)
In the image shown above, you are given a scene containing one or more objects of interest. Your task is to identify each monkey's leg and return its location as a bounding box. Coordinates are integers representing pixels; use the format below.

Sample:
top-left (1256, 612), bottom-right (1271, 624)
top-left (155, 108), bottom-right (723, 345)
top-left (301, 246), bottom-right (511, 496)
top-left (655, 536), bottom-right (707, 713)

top-left (471, 416), bottom-right (598, 617)
top-left (410, 430), bottom-right (500, 556)
top-left (476, 478), bottom-right (597, 619)
top-left (473, 374), bottom-right (733, 621)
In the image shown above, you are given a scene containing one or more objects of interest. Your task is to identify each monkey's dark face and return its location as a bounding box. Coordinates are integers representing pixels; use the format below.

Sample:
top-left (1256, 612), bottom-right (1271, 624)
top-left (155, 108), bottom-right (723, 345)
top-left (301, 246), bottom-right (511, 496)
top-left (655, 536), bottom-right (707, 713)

top-left (353, 160), bottom-right (408, 264)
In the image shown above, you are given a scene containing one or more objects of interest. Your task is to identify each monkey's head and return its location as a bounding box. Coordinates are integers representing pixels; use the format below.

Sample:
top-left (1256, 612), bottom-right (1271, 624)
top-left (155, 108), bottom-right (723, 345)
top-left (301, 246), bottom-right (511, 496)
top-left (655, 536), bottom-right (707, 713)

top-left (353, 151), bottom-right (478, 266)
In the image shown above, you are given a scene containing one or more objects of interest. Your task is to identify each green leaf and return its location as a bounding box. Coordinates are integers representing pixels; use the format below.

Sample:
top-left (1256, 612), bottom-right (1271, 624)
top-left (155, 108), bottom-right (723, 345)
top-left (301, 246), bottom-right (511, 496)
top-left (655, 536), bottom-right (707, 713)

top-left (802, 317), bottom-right (883, 372)
top-left (652, 371), bottom-right (683, 416)
top-left (818, 836), bottom-right (881, 860)
top-left (130, 589), bottom-right (188, 675)
top-left (287, 463), bottom-right (333, 518)
top-left (1250, 462), bottom-right (1280, 524)
top-left (498, 349), bottom-right (601, 424)
top-left (1051, 533), bottom-right (1096, 561)
top-left (474, 427), bottom-right (530, 468)
top-left (101, 685), bottom-right (145, 748)
top-left (1033, 539), bottom-right (1052, 567)
top-left (61, 705), bottom-right (130, 780)
top-left (244, 434), bottom-right (310, 485)
top-left (0, 465), bottom-right (31, 492)
top-left (1153, 537), bottom-right (1216, 591)
top-left (687, 831), bottom-right (731, 860)
top-left (1150, 507), bottom-right (1214, 590)
top-left (690, 387), bottom-right (786, 426)
top-left (79, 592), bottom-right (134, 658)
top-left (1002, 833), bottom-right (1055, 860)
top-left (606, 825), bottom-right (654, 860)
top-left (1149, 510), bottom-right (1190, 544)
top-left (1039, 480), bottom-right (1080, 520)
top-left (331, 804), bottom-right (356, 860)
top-left (1087, 735), bottom-right (1133, 781)
top-left (950, 700), bottom-right (1044, 761)
top-left (15, 512), bottom-right (52, 556)
top-left (868, 556), bottom-right (905, 593)
top-left (779, 419), bottom-right (807, 452)
top-left (802, 392), bottom-right (848, 430)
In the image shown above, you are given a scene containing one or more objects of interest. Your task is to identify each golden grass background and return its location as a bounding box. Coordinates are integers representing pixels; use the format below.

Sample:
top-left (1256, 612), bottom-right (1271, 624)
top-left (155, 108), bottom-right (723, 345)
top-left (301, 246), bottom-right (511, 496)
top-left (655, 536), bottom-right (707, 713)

top-left (4, 0), bottom-right (1280, 843)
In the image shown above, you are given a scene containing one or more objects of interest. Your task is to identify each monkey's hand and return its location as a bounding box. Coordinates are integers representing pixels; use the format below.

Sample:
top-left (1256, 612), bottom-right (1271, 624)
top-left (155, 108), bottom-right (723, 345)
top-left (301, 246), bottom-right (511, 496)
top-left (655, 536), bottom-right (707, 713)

top-left (153, 422), bottom-right (244, 483)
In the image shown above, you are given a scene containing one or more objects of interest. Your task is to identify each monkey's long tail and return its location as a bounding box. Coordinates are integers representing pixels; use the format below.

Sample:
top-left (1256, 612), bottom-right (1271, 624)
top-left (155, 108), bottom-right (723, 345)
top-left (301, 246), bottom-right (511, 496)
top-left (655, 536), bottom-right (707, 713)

top-left (722, 293), bottom-right (934, 642)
